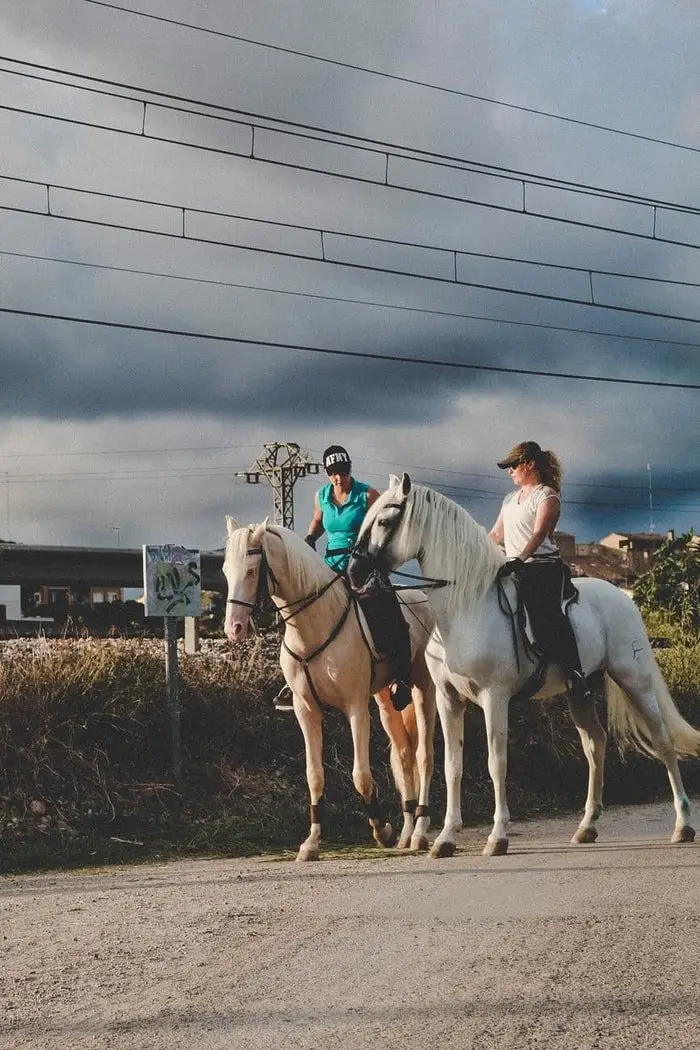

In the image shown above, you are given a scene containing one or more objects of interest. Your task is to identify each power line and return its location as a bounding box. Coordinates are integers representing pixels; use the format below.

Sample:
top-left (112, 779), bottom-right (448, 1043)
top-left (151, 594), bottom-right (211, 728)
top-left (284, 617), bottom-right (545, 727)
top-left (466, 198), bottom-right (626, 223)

top-left (356, 456), bottom-right (700, 494)
top-left (5, 64), bottom-right (700, 256)
top-left (6, 183), bottom-right (700, 332)
top-left (2, 305), bottom-right (698, 390)
top-left (76, 0), bottom-right (700, 159)
top-left (6, 462), bottom-right (698, 512)
top-left (4, 57), bottom-right (699, 219)
top-left (2, 440), bottom-right (697, 494)
top-left (4, 248), bottom-right (700, 354)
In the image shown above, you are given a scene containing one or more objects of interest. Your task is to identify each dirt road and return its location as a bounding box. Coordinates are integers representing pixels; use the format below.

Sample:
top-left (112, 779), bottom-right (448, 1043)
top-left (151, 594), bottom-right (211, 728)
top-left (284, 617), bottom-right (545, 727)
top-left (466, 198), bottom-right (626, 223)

top-left (1, 800), bottom-right (698, 1050)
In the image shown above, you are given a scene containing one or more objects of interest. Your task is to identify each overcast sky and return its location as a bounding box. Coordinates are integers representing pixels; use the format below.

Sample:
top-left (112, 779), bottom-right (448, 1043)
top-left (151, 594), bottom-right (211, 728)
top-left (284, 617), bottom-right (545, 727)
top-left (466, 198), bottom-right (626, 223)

top-left (1, 0), bottom-right (699, 562)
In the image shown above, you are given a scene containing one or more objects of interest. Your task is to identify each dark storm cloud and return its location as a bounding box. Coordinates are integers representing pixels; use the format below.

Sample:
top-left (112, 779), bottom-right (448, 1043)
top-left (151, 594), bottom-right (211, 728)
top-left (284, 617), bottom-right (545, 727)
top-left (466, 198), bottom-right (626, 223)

top-left (0, 0), bottom-right (699, 549)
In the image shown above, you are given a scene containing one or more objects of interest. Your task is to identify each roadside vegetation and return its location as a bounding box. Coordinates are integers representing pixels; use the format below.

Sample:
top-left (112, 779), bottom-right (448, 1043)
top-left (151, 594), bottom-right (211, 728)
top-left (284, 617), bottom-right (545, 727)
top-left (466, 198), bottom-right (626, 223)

top-left (1, 611), bottom-right (699, 873)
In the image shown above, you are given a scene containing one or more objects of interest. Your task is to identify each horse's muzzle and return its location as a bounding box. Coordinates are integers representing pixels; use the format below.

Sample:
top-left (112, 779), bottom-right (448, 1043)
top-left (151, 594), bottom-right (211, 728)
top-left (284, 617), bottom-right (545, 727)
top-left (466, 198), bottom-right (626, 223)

top-left (347, 548), bottom-right (375, 591)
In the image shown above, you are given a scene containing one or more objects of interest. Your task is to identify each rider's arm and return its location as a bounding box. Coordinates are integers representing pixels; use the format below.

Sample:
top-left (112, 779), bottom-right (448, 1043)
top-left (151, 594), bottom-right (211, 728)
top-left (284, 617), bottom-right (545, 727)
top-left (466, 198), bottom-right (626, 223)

top-left (366, 487), bottom-right (381, 508)
top-left (488, 509), bottom-right (505, 546)
top-left (515, 494), bottom-right (560, 562)
top-left (304, 494), bottom-right (325, 546)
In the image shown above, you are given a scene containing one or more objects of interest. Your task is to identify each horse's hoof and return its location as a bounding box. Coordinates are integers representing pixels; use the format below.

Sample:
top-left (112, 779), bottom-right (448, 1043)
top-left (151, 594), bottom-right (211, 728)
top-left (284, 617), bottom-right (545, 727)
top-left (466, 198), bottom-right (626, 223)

top-left (483, 838), bottom-right (509, 857)
top-left (411, 835), bottom-right (430, 853)
top-left (296, 846), bottom-right (320, 862)
top-left (373, 822), bottom-right (396, 848)
top-left (429, 839), bottom-right (456, 859)
top-left (397, 836), bottom-right (412, 851)
top-left (671, 825), bottom-right (695, 844)
top-left (571, 827), bottom-right (598, 845)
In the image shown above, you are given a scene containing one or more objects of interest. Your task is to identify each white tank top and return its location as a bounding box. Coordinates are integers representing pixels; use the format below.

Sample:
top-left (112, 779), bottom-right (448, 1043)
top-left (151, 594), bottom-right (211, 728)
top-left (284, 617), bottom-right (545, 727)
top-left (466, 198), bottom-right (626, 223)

top-left (502, 485), bottom-right (561, 560)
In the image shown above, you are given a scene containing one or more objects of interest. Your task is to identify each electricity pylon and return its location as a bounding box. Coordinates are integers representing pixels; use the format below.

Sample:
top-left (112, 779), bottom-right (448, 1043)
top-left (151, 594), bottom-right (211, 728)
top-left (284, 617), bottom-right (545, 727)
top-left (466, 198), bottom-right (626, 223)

top-left (236, 442), bottom-right (322, 530)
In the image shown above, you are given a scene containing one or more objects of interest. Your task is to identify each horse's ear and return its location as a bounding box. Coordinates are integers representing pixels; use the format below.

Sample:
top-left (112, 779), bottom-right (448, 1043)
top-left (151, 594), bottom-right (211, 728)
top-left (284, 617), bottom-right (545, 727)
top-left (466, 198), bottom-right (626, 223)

top-left (250, 520), bottom-right (267, 545)
top-left (388, 473), bottom-right (401, 488)
top-left (401, 472), bottom-right (411, 496)
top-left (226, 515), bottom-right (241, 536)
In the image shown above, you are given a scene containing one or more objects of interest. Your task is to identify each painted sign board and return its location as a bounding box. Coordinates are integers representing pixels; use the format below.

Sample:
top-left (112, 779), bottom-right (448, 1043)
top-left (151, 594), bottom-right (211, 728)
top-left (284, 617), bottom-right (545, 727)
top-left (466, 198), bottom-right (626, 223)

top-left (142, 545), bottom-right (201, 617)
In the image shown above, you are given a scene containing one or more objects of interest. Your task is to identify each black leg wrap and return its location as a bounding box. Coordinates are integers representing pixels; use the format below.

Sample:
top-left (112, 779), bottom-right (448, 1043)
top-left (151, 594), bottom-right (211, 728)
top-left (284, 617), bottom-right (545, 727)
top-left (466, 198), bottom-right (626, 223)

top-left (310, 797), bottom-right (326, 825)
top-left (402, 799), bottom-right (418, 815)
top-left (363, 791), bottom-right (383, 822)
top-left (415, 805), bottom-right (430, 819)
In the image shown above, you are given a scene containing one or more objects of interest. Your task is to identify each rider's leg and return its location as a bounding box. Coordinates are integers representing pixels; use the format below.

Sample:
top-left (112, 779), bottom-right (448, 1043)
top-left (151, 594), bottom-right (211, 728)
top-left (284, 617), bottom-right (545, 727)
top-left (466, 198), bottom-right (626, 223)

top-left (520, 561), bottom-right (591, 699)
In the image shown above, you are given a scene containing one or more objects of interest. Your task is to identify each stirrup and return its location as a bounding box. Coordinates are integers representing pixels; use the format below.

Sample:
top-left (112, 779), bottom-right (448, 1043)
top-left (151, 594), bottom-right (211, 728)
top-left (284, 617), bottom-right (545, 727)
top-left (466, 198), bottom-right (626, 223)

top-left (272, 684), bottom-right (294, 711)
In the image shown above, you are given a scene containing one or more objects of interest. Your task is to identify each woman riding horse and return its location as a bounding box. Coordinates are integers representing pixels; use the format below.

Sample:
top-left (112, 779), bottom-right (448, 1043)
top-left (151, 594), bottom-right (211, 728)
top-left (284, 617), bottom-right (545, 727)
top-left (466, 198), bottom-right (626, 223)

top-left (303, 444), bottom-right (413, 712)
top-left (489, 440), bottom-right (590, 700)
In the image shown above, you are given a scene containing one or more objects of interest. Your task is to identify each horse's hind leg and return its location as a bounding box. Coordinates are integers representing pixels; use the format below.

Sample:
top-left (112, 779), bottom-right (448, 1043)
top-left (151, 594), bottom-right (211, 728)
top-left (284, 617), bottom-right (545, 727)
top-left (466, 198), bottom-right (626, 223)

top-left (567, 695), bottom-right (606, 844)
top-left (612, 674), bottom-right (695, 844)
top-left (348, 704), bottom-right (395, 848)
top-left (374, 687), bottom-right (417, 848)
top-left (293, 694), bottom-right (325, 862)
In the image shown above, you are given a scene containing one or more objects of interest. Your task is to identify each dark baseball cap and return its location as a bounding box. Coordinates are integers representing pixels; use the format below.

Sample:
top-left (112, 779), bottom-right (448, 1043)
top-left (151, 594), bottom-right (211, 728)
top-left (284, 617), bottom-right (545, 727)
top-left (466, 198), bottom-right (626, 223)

top-left (497, 440), bottom-right (542, 469)
top-left (323, 445), bottom-right (351, 473)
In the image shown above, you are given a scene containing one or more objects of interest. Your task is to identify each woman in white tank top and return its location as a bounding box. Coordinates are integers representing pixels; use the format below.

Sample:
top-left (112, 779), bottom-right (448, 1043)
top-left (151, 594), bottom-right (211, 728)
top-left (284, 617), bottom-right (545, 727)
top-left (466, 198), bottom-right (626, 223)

top-left (488, 440), bottom-right (590, 699)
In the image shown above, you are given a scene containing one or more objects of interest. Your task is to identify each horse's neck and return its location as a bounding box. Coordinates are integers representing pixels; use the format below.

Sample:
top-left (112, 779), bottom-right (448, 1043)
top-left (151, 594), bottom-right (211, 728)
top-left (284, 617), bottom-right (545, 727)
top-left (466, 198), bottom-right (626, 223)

top-left (267, 542), bottom-right (347, 650)
top-left (412, 498), bottom-right (501, 623)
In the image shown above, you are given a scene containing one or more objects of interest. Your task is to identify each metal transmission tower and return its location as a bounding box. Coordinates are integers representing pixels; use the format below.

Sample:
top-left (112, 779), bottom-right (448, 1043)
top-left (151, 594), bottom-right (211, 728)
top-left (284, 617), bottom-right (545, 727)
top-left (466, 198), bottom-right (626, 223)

top-left (236, 442), bottom-right (322, 530)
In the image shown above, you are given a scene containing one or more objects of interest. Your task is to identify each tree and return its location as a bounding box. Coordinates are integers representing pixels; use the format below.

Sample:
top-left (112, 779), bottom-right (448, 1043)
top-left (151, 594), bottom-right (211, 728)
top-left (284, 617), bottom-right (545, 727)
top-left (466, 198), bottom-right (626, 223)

top-left (634, 531), bottom-right (700, 629)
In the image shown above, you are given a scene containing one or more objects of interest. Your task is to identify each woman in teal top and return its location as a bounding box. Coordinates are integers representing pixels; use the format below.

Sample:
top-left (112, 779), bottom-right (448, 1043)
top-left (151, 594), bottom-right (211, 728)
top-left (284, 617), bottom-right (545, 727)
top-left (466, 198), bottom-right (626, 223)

top-left (301, 444), bottom-right (412, 713)
top-left (305, 445), bottom-right (380, 573)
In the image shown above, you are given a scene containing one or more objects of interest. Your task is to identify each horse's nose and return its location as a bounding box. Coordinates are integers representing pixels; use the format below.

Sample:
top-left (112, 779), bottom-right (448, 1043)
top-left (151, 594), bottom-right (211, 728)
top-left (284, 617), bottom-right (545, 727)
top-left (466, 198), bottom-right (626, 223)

top-left (225, 620), bottom-right (246, 643)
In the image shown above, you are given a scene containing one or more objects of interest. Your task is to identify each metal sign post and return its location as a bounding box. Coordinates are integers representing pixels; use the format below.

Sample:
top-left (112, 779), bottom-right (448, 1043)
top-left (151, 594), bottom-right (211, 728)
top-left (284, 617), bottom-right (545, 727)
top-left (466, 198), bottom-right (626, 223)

top-left (143, 545), bottom-right (202, 785)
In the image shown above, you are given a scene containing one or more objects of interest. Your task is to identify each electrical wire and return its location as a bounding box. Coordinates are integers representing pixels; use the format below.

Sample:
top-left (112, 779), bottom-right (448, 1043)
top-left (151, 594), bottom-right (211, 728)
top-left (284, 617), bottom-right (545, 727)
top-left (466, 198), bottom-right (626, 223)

top-left (5, 187), bottom-right (700, 329)
top-left (3, 57), bottom-right (699, 217)
top-left (75, 0), bottom-right (700, 159)
top-left (4, 248), bottom-right (700, 354)
top-left (1, 305), bottom-right (698, 389)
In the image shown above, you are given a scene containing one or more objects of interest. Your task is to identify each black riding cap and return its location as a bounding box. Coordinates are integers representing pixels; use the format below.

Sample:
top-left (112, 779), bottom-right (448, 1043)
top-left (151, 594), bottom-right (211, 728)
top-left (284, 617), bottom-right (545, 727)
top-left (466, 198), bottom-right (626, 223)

top-left (323, 445), bottom-right (352, 473)
top-left (497, 440), bottom-right (543, 469)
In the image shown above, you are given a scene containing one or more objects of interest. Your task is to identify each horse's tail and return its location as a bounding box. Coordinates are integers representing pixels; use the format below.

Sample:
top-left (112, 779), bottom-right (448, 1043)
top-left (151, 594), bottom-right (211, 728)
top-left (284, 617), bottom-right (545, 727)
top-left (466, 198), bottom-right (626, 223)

top-left (605, 658), bottom-right (700, 760)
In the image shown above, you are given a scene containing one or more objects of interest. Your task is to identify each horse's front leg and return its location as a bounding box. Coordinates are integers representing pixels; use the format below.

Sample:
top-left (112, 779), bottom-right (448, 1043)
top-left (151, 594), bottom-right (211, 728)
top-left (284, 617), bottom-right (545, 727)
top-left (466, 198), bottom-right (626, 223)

top-left (374, 687), bottom-right (417, 849)
top-left (480, 687), bottom-right (511, 856)
top-left (348, 703), bottom-right (394, 847)
top-left (430, 686), bottom-right (465, 859)
top-left (411, 678), bottom-right (436, 852)
top-left (293, 693), bottom-right (325, 862)
top-left (568, 694), bottom-right (607, 844)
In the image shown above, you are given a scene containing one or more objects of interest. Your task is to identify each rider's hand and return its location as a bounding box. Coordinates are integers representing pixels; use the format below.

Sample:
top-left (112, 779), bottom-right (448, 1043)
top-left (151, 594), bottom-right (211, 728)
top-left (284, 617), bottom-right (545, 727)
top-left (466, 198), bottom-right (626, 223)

top-left (304, 535), bottom-right (317, 549)
top-left (500, 557), bottom-right (524, 577)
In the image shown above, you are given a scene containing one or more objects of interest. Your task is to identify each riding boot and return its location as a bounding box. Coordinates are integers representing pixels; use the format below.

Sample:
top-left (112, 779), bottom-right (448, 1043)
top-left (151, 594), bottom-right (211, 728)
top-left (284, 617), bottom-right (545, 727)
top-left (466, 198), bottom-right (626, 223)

top-left (390, 679), bottom-right (413, 712)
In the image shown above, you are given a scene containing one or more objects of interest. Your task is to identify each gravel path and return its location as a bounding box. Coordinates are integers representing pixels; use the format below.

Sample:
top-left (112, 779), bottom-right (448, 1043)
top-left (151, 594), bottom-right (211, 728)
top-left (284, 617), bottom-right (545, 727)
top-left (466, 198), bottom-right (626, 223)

top-left (1, 800), bottom-right (698, 1050)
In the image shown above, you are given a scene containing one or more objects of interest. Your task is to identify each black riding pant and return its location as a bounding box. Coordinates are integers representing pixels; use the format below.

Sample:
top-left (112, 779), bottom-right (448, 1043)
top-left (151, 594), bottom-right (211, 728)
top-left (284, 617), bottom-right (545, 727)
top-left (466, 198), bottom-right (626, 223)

top-left (516, 559), bottom-right (583, 677)
top-left (357, 580), bottom-right (412, 688)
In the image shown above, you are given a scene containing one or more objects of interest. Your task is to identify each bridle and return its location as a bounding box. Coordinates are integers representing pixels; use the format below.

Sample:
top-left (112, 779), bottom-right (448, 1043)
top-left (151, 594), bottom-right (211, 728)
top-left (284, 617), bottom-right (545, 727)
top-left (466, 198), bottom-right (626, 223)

top-left (352, 499), bottom-right (451, 594)
top-left (226, 531), bottom-right (371, 710)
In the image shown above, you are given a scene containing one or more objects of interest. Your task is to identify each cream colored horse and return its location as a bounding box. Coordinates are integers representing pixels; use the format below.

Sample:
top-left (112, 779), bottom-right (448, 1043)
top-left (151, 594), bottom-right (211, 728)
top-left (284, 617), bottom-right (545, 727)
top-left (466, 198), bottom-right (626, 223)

top-left (223, 517), bottom-right (437, 861)
top-left (349, 475), bottom-right (700, 856)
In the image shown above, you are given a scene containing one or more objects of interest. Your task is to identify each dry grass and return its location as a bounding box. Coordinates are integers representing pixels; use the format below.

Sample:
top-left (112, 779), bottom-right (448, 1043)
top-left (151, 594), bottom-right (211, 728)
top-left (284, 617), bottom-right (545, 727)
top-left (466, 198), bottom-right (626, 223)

top-left (0, 621), bottom-right (698, 872)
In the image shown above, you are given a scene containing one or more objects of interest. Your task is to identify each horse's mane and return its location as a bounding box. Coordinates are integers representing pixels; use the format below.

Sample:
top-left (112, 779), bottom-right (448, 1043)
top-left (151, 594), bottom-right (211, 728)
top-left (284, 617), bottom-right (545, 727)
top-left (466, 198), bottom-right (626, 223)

top-left (399, 484), bottom-right (505, 616)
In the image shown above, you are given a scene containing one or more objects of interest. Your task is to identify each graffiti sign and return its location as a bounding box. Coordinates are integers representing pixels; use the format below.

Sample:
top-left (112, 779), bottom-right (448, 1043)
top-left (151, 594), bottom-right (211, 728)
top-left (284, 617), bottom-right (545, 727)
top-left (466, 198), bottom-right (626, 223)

top-left (142, 545), bottom-right (202, 617)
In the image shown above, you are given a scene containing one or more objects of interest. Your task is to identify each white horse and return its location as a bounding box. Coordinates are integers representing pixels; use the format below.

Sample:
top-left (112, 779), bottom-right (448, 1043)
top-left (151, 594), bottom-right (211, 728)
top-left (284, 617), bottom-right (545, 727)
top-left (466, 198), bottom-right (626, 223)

top-left (348, 475), bottom-right (700, 857)
top-left (223, 517), bottom-right (437, 860)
